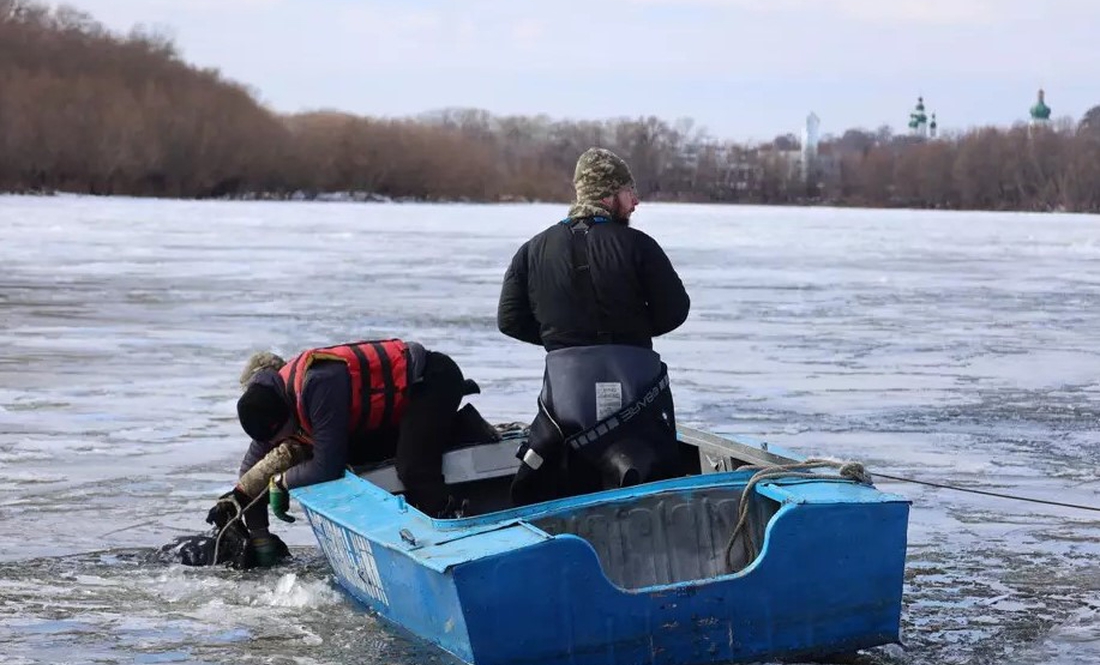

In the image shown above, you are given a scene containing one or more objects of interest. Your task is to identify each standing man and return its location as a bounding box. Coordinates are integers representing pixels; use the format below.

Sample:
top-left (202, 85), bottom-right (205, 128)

top-left (498, 147), bottom-right (691, 505)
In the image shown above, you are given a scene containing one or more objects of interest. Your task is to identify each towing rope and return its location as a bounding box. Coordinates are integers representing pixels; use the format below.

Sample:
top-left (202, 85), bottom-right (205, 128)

top-left (723, 459), bottom-right (1100, 573)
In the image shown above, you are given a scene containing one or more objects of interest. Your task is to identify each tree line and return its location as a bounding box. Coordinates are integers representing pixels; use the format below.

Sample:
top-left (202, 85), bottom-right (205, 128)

top-left (3, 0), bottom-right (1100, 212)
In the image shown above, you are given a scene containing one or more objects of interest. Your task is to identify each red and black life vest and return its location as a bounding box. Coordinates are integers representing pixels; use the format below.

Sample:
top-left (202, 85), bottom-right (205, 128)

top-left (277, 339), bottom-right (409, 436)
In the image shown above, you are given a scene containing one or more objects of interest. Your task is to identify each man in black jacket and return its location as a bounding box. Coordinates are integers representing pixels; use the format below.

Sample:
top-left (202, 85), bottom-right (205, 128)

top-left (498, 147), bottom-right (690, 505)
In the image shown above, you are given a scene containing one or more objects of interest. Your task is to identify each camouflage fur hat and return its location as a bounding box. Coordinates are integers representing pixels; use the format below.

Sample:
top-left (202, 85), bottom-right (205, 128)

top-left (573, 147), bottom-right (635, 203)
top-left (239, 351), bottom-right (287, 389)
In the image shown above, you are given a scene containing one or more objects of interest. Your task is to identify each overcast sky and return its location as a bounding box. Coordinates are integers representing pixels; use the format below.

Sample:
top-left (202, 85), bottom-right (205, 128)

top-left (68, 0), bottom-right (1097, 141)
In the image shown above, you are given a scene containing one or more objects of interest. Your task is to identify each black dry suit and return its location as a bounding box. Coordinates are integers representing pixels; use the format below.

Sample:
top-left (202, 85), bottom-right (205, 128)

top-left (504, 216), bottom-right (689, 506)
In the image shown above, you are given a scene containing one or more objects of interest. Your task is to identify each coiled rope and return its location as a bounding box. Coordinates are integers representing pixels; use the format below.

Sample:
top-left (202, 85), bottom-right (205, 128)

top-left (724, 459), bottom-right (873, 572)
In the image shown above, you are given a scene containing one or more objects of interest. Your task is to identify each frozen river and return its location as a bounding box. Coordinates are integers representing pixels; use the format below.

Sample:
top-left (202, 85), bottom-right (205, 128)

top-left (1, 196), bottom-right (1098, 664)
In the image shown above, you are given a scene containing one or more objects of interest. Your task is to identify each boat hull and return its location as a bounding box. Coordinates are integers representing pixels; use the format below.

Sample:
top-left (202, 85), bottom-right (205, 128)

top-left (295, 460), bottom-right (909, 665)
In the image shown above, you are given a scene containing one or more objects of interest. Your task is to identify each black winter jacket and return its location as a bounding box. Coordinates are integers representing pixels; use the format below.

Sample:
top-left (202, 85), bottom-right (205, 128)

top-left (497, 218), bottom-right (690, 351)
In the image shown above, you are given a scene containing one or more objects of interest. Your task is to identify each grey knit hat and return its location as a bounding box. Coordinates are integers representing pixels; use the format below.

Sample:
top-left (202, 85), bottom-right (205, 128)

top-left (239, 351), bottom-right (287, 389)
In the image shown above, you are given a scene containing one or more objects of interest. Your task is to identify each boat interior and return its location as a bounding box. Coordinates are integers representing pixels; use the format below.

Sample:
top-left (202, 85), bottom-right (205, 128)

top-left (351, 404), bottom-right (793, 585)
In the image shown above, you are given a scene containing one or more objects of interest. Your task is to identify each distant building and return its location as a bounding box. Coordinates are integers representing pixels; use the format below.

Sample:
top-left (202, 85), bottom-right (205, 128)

top-left (907, 96), bottom-right (928, 138)
top-left (1029, 88), bottom-right (1052, 128)
top-left (801, 112), bottom-right (820, 182)
top-left (905, 96), bottom-right (942, 140)
top-left (906, 96), bottom-right (943, 140)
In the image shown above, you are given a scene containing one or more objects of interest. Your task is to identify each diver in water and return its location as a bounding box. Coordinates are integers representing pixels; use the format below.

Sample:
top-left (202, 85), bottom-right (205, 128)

top-left (497, 147), bottom-right (691, 505)
top-left (177, 340), bottom-right (475, 569)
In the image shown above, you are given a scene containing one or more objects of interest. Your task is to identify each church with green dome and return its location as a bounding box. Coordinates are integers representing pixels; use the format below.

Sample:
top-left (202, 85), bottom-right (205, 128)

top-left (907, 96), bottom-right (938, 139)
top-left (1030, 89), bottom-right (1052, 127)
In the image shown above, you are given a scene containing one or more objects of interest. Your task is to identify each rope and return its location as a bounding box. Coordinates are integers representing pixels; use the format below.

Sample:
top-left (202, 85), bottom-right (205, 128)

top-left (724, 458), bottom-right (872, 573)
top-left (873, 472), bottom-right (1100, 513)
top-left (722, 459), bottom-right (1100, 574)
top-left (212, 491), bottom-right (268, 566)
top-left (100, 521), bottom-right (195, 538)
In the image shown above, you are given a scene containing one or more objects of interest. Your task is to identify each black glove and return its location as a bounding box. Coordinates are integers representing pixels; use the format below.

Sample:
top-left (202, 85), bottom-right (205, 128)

top-left (206, 487), bottom-right (250, 532)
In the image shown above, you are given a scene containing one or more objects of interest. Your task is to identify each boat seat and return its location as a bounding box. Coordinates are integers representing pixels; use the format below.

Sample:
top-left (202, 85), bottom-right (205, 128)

top-left (353, 422), bottom-right (527, 493)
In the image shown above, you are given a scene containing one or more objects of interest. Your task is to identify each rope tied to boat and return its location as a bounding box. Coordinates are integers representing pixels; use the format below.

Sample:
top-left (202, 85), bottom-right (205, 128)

top-left (724, 458), bottom-right (872, 573)
top-left (836, 461), bottom-right (872, 485)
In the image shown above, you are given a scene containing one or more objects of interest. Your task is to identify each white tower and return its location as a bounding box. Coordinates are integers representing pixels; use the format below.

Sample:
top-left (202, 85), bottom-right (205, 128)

top-left (801, 112), bottom-right (820, 182)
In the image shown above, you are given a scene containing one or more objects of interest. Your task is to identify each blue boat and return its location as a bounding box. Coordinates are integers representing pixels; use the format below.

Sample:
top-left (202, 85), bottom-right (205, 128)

top-left (293, 424), bottom-right (910, 665)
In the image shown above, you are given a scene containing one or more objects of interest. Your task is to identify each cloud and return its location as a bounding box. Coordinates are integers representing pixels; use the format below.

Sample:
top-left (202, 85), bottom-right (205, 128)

top-left (620, 0), bottom-right (1003, 25)
top-left (824, 0), bottom-right (996, 23)
top-left (510, 18), bottom-right (545, 45)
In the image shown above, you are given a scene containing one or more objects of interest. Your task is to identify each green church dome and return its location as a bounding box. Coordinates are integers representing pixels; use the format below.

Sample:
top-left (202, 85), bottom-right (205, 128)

top-left (1030, 89), bottom-right (1052, 120)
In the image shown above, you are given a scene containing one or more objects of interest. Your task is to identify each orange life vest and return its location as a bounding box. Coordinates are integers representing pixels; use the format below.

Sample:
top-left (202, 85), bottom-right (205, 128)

top-left (277, 339), bottom-right (409, 436)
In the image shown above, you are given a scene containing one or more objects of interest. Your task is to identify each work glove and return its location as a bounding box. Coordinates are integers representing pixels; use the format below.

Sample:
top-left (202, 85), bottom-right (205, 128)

top-left (206, 486), bottom-right (250, 532)
top-left (269, 473), bottom-right (295, 523)
top-left (249, 532), bottom-right (290, 568)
